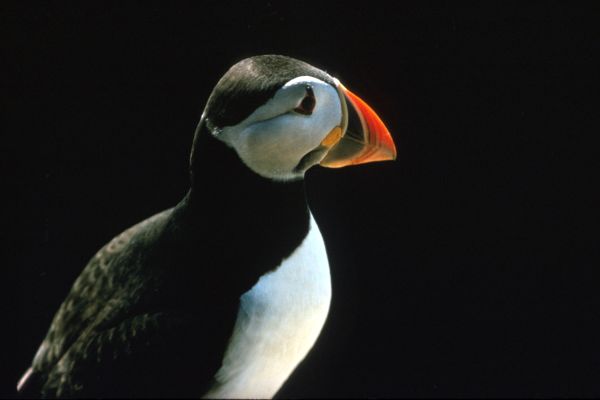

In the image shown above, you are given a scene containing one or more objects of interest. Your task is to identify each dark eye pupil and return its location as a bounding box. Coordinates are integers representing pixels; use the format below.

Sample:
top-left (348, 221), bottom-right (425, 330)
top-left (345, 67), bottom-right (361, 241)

top-left (301, 92), bottom-right (315, 110)
top-left (295, 86), bottom-right (316, 115)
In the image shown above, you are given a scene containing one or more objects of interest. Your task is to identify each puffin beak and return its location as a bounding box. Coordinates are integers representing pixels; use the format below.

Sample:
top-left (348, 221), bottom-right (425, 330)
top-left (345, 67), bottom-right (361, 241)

top-left (319, 80), bottom-right (397, 168)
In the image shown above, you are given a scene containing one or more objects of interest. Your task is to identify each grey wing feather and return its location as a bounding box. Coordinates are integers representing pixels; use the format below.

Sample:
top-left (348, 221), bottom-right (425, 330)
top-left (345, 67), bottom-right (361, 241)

top-left (40, 311), bottom-right (197, 398)
top-left (22, 210), bottom-right (171, 392)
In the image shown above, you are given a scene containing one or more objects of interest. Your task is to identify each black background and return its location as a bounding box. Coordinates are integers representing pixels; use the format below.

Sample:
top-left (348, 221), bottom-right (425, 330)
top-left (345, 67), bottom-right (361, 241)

top-left (3, 2), bottom-right (599, 398)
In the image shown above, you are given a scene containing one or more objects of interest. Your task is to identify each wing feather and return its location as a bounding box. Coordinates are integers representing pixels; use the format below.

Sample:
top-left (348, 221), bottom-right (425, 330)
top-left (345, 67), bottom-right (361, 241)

top-left (22, 210), bottom-right (172, 395)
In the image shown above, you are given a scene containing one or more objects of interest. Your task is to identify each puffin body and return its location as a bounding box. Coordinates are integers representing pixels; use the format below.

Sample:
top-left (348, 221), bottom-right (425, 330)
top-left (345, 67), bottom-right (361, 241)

top-left (206, 214), bottom-right (330, 399)
top-left (18, 55), bottom-right (396, 398)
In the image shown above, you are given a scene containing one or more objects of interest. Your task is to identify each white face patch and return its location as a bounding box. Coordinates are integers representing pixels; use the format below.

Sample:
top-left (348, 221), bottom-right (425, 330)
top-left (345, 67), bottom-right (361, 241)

top-left (215, 76), bottom-right (343, 181)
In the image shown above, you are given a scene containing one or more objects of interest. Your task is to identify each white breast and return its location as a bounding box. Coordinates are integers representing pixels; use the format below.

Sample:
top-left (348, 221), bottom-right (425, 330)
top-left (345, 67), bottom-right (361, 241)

top-left (204, 213), bottom-right (332, 399)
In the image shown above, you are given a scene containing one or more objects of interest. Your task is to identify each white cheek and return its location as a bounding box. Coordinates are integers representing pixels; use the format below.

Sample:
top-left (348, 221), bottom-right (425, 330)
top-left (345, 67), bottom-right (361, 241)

top-left (237, 115), bottom-right (310, 178)
top-left (216, 78), bottom-right (343, 180)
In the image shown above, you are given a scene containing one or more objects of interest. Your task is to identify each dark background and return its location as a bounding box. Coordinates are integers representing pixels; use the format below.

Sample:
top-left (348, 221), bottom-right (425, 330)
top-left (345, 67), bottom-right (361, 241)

top-left (3, 2), bottom-right (598, 398)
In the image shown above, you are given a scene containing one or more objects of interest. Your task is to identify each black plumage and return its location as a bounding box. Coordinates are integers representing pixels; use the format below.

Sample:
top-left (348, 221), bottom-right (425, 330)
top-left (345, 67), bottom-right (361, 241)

top-left (19, 55), bottom-right (321, 398)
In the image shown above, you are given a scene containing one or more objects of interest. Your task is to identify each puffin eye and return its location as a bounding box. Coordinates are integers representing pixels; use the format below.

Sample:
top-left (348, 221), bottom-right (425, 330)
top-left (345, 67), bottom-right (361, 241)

top-left (294, 86), bottom-right (316, 115)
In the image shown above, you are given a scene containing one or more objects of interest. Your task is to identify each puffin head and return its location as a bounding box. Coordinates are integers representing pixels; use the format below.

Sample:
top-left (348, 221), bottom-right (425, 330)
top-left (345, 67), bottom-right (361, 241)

top-left (192, 55), bottom-right (396, 181)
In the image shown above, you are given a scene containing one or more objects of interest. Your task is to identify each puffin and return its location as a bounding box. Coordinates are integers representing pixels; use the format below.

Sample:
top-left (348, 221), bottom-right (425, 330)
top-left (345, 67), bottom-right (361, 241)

top-left (17, 55), bottom-right (396, 398)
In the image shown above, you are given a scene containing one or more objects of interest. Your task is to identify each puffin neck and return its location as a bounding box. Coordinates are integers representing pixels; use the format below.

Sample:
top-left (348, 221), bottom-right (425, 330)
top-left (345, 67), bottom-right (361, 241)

top-left (179, 121), bottom-right (311, 275)
top-left (187, 121), bottom-right (308, 215)
top-left (177, 121), bottom-right (311, 285)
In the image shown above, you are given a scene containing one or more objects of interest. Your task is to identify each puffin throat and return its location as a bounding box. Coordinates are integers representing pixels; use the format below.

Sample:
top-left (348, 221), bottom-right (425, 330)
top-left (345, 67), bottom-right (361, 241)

top-left (185, 121), bottom-right (310, 283)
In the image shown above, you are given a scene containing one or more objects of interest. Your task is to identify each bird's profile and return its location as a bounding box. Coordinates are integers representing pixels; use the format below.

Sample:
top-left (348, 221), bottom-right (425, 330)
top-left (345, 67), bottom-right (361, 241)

top-left (18, 55), bottom-right (396, 398)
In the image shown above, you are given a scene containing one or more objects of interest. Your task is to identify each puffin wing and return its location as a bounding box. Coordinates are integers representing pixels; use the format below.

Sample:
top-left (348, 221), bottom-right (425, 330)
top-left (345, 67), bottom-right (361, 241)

top-left (39, 310), bottom-right (206, 397)
top-left (19, 210), bottom-right (216, 396)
